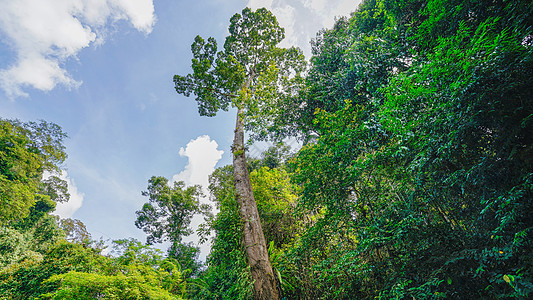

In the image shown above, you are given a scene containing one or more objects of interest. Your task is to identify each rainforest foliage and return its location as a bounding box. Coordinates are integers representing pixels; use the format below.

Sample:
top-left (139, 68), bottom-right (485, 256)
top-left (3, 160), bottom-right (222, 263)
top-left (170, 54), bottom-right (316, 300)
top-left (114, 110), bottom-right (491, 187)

top-left (1, 0), bottom-right (532, 299)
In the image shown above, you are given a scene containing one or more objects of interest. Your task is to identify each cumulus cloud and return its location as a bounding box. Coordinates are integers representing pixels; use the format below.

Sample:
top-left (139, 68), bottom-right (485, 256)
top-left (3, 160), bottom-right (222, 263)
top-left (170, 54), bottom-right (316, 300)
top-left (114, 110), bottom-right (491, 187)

top-left (0, 0), bottom-right (155, 98)
top-left (172, 135), bottom-right (224, 190)
top-left (247, 0), bottom-right (360, 57)
top-left (51, 170), bottom-right (85, 219)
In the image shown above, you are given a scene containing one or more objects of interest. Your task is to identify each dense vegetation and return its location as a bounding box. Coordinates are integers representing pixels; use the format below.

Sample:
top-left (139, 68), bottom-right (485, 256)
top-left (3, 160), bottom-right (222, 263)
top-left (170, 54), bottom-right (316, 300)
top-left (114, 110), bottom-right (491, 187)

top-left (1, 0), bottom-right (531, 299)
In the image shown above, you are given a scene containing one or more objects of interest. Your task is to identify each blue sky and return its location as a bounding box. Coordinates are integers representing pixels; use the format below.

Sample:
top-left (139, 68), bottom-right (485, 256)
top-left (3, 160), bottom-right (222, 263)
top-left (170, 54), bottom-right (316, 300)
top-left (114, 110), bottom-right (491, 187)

top-left (0, 0), bottom-right (358, 259)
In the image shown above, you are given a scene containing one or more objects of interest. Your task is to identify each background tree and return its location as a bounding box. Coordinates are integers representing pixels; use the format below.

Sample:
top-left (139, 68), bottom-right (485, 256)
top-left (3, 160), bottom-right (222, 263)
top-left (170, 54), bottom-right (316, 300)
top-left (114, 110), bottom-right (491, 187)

top-left (173, 7), bottom-right (305, 299)
top-left (135, 176), bottom-right (209, 274)
top-left (1, 239), bottom-right (184, 299)
top-left (0, 119), bottom-right (68, 224)
top-left (0, 118), bottom-right (70, 270)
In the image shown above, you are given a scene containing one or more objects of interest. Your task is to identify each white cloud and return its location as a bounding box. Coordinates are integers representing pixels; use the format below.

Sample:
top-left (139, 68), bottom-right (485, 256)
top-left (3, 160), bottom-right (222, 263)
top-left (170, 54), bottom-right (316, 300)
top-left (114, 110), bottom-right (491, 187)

top-left (172, 135), bottom-right (224, 190)
top-left (0, 0), bottom-right (155, 98)
top-left (110, 0), bottom-right (156, 34)
top-left (51, 170), bottom-right (85, 219)
top-left (0, 54), bottom-right (82, 96)
top-left (247, 0), bottom-right (360, 58)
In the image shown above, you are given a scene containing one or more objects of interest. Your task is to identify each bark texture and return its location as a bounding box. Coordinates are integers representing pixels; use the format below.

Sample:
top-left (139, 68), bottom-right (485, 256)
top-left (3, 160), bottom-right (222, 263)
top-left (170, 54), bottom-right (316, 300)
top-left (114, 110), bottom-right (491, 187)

top-left (233, 108), bottom-right (280, 300)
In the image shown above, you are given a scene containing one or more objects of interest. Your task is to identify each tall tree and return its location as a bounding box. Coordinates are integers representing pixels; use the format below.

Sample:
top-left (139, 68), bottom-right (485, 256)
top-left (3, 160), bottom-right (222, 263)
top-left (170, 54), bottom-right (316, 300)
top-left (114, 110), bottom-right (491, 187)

top-left (173, 7), bottom-right (305, 299)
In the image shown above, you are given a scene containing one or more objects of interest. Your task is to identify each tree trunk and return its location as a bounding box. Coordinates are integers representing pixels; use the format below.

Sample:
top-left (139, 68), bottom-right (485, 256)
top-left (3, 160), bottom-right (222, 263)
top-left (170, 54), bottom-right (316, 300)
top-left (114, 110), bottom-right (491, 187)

top-left (232, 107), bottom-right (280, 300)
